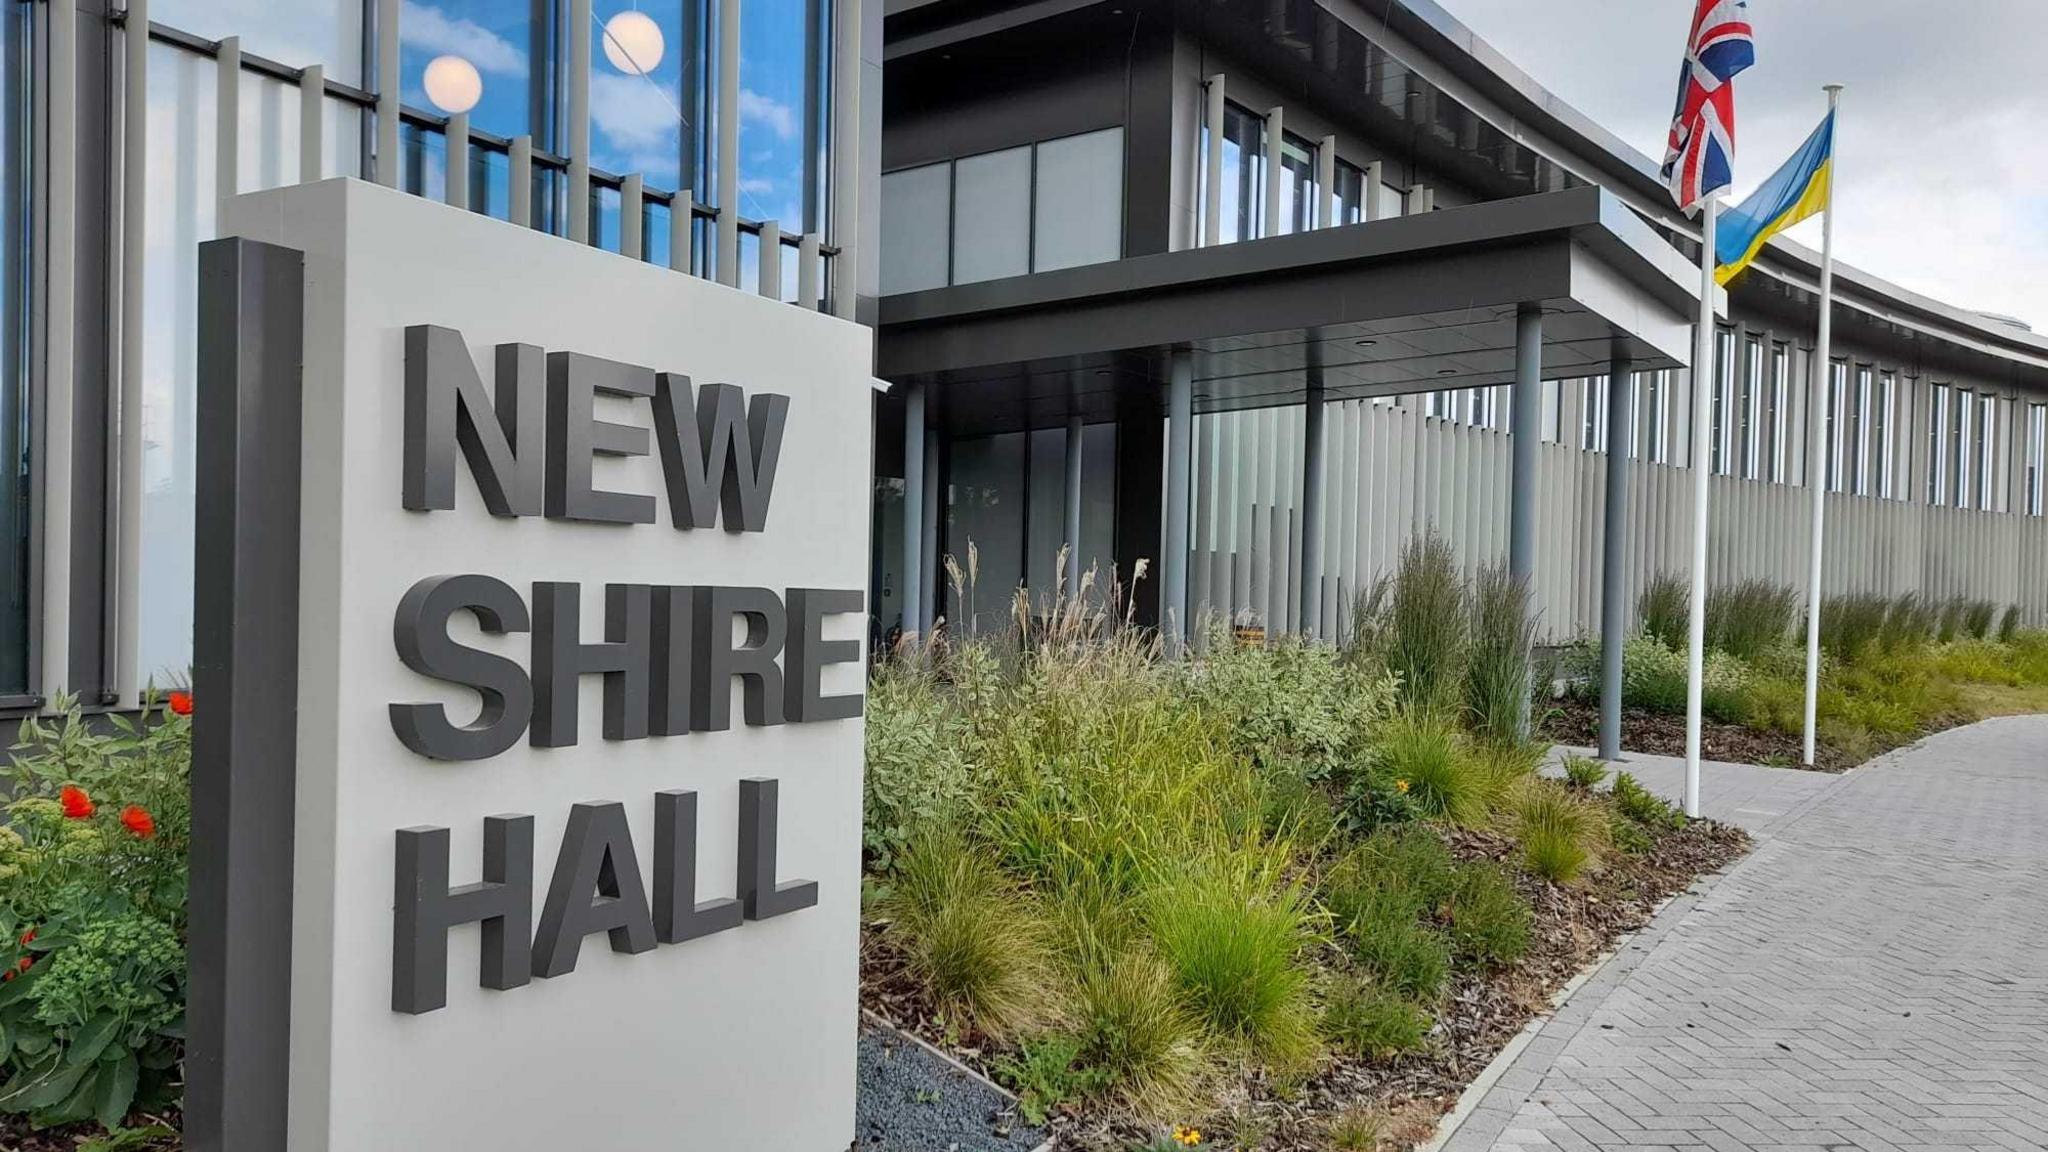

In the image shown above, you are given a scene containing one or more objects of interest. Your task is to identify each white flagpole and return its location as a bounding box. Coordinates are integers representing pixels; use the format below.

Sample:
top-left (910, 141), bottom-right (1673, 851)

top-left (1801, 84), bottom-right (1844, 767)
top-left (1683, 192), bottom-right (1720, 819)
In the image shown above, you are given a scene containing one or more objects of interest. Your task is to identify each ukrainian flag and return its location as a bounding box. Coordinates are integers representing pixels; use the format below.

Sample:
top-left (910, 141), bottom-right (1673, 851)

top-left (1714, 109), bottom-right (1835, 285)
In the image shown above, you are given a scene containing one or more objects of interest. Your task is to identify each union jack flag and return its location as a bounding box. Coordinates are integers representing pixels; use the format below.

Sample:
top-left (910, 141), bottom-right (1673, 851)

top-left (1661, 0), bottom-right (1756, 213)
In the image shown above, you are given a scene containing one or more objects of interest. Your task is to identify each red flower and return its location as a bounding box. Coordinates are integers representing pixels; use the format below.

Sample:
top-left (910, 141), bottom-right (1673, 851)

top-left (59, 785), bottom-right (93, 820)
top-left (120, 805), bottom-right (156, 839)
top-left (17, 928), bottom-right (32, 947)
top-left (13, 955), bottom-right (28, 972)
top-left (168, 690), bottom-right (193, 717)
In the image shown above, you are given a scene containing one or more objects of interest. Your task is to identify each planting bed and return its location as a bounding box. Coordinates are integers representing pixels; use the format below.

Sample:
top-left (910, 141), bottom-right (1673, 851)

top-left (1541, 696), bottom-right (1848, 772)
top-left (862, 819), bottom-right (1749, 1150)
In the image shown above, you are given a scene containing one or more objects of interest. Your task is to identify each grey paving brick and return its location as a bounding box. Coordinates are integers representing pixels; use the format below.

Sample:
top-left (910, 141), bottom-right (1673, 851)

top-left (1443, 718), bottom-right (2048, 1152)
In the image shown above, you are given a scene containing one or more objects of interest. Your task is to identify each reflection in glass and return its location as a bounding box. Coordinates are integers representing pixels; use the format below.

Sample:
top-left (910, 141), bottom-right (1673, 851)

top-left (1199, 103), bottom-right (1264, 244)
top-left (1032, 128), bottom-right (1121, 273)
top-left (946, 434), bottom-right (1026, 636)
top-left (589, 0), bottom-right (706, 197)
top-left (737, 0), bottom-right (831, 236)
top-left (154, 0), bottom-right (365, 82)
top-left (1280, 133), bottom-right (1314, 234)
top-left (399, 1), bottom-right (548, 145)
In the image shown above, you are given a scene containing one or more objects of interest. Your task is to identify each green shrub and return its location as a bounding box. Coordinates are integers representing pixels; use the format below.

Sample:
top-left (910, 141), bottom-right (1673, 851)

top-left (1337, 770), bottom-right (1422, 835)
top-left (1512, 781), bottom-right (1604, 885)
top-left (1321, 973), bottom-right (1431, 1061)
top-left (1465, 563), bottom-right (1536, 745)
top-left (876, 832), bottom-right (1051, 1040)
top-left (1637, 572), bottom-right (1688, 651)
top-left (1936, 596), bottom-right (1969, 643)
top-left (1372, 710), bottom-right (1486, 825)
top-left (1611, 772), bottom-right (1685, 831)
top-left (1145, 866), bottom-right (1317, 1067)
top-left (0, 698), bottom-right (190, 1131)
top-left (1820, 593), bottom-right (1894, 663)
top-left (1998, 605), bottom-right (2023, 644)
top-left (1620, 634), bottom-right (1689, 712)
top-left (1442, 862), bottom-right (1531, 967)
top-left (864, 663), bottom-right (980, 871)
top-left (1706, 579), bottom-right (1797, 661)
top-left (1607, 810), bottom-right (1654, 855)
top-left (1561, 754), bottom-right (1609, 790)
top-left (1181, 634), bottom-right (1395, 782)
top-left (1074, 950), bottom-right (1206, 1116)
top-left (1322, 828), bottom-right (1455, 933)
top-left (1880, 593), bottom-right (1937, 652)
top-left (1383, 531), bottom-right (1469, 711)
top-left (1346, 912), bottom-right (1451, 1001)
top-left (992, 1034), bottom-right (1115, 1125)
top-left (1963, 599), bottom-right (1998, 641)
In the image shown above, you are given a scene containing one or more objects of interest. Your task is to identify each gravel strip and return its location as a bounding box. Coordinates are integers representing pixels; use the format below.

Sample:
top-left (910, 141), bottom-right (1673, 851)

top-left (855, 1020), bottom-right (1046, 1152)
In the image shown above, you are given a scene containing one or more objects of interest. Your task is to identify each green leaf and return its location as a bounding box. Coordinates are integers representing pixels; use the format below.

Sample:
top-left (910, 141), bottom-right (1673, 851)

top-left (92, 1053), bottom-right (138, 1129)
top-left (12, 1019), bottom-right (52, 1055)
top-left (0, 965), bottom-right (38, 1007)
top-left (20, 1057), bottom-right (89, 1108)
top-left (43, 1061), bottom-right (100, 1123)
top-left (67, 1014), bottom-right (123, 1066)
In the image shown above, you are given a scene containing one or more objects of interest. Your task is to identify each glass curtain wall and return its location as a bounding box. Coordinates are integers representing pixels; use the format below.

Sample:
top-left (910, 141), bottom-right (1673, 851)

top-left (1199, 101), bottom-right (1264, 244)
top-left (2028, 404), bottom-right (2046, 517)
top-left (1279, 132), bottom-right (1313, 234)
top-left (1928, 383), bottom-right (1950, 506)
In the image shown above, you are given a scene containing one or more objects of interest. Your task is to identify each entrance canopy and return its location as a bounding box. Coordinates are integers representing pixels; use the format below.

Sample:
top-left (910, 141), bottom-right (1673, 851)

top-left (877, 185), bottom-right (1708, 435)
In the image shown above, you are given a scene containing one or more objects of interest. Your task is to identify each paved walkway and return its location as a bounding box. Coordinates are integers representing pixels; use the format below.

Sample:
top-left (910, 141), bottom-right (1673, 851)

top-left (1448, 717), bottom-right (2048, 1152)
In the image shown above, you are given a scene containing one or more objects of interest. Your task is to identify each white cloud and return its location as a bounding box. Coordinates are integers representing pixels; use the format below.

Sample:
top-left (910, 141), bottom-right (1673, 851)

top-left (401, 2), bottom-right (529, 74)
top-left (738, 89), bottom-right (799, 140)
top-left (589, 72), bottom-right (681, 155)
top-left (1442, 0), bottom-right (2048, 329)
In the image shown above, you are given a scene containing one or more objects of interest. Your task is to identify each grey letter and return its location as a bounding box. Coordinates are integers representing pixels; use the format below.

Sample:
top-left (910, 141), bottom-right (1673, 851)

top-left (785, 588), bottom-right (866, 723)
top-left (532, 801), bottom-right (657, 978)
top-left (390, 574), bottom-right (534, 761)
top-left (653, 790), bottom-right (743, 944)
top-left (650, 375), bottom-right (789, 532)
top-left (393, 815), bottom-right (534, 1014)
top-left (692, 586), bottom-right (786, 731)
top-left (545, 351), bottom-right (658, 524)
top-left (531, 582), bottom-right (651, 747)
top-left (649, 585), bottom-right (695, 736)
top-left (402, 325), bottom-right (544, 516)
top-left (738, 779), bottom-right (816, 920)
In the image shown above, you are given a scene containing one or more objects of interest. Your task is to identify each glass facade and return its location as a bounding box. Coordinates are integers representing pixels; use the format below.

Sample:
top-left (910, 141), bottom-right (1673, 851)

top-left (1278, 132), bottom-right (1314, 234)
top-left (1199, 101), bottom-right (1264, 244)
top-left (2028, 404), bottom-right (2046, 517)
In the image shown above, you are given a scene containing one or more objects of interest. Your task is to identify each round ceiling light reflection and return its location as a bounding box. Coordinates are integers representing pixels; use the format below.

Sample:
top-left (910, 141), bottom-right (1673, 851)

top-left (422, 54), bottom-right (482, 114)
top-left (602, 10), bottom-right (666, 75)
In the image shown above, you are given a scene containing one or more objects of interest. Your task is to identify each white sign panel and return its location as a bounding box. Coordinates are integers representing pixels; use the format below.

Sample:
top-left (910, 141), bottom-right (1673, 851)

top-left (219, 179), bottom-right (871, 1150)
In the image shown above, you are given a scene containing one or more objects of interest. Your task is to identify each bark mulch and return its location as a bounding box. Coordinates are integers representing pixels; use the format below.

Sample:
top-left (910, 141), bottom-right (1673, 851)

top-left (862, 818), bottom-right (1752, 1151)
top-left (0, 1113), bottom-right (178, 1151)
top-left (1539, 695), bottom-right (1850, 772)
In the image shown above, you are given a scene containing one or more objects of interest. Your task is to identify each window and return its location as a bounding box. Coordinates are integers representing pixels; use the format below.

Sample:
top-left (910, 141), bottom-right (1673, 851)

top-left (1978, 396), bottom-right (1998, 512)
top-left (1953, 389), bottom-right (1974, 509)
top-left (738, 0), bottom-right (834, 239)
top-left (951, 146), bottom-right (1030, 284)
top-left (879, 162), bottom-right (949, 294)
top-left (1333, 159), bottom-right (1366, 225)
top-left (2028, 404), bottom-right (2046, 517)
top-left (1928, 383), bottom-right (1951, 505)
top-left (1849, 366), bottom-right (1870, 495)
top-left (1768, 344), bottom-right (1789, 482)
top-left (1710, 328), bottom-right (1734, 474)
top-left (1740, 336), bottom-right (1762, 478)
top-left (1279, 133), bottom-right (1315, 235)
top-left (1199, 101), bottom-right (1265, 244)
top-left (1823, 361), bottom-right (1847, 492)
top-left (1875, 372), bottom-right (1896, 499)
top-left (881, 128), bottom-right (1125, 293)
top-left (1581, 377), bottom-right (1609, 452)
top-left (587, 1), bottom-right (711, 235)
top-left (155, 0), bottom-right (363, 80)
top-left (1032, 128), bottom-right (1123, 272)
top-left (1646, 369), bottom-right (1670, 463)
top-left (0, 0), bottom-right (26, 693)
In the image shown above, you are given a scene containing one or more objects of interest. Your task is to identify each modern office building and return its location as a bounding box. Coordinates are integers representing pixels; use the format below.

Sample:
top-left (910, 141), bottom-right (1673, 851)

top-left (872, 0), bottom-right (2048, 646)
top-left (2, 0), bottom-right (2045, 722)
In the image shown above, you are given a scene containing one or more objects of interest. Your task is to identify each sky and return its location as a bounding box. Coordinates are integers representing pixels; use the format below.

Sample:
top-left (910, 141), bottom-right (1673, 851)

top-left (1440, 0), bottom-right (2048, 330)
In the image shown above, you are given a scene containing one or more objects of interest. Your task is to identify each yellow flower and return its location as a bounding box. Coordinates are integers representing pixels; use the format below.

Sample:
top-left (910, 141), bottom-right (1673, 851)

top-left (1394, 779), bottom-right (1410, 794)
top-left (1172, 1125), bottom-right (1202, 1147)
